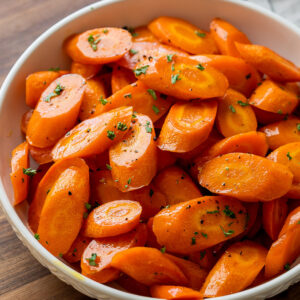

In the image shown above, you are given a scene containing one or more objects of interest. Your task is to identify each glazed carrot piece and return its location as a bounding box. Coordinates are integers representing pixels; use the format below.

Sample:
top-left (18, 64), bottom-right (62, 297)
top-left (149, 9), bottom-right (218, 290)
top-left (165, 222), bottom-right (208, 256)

top-left (25, 70), bottom-right (68, 108)
top-left (21, 110), bottom-right (33, 135)
top-left (201, 241), bottom-right (267, 297)
top-left (83, 200), bottom-right (142, 238)
top-left (250, 80), bottom-right (298, 114)
top-left (111, 247), bottom-right (188, 286)
top-left (253, 106), bottom-right (286, 125)
top-left (188, 248), bottom-right (218, 270)
top-left (199, 153), bottom-right (293, 202)
top-left (262, 198), bottom-right (288, 241)
top-left (150, 285), bottom-right (203, 300)
top-left (63, 234), bottom-right (91, 263)
top-left (70, 61), bottom-right (102, 79)
top-left (10, 142), bottom-right (29, 206)
top-left (51, 106), bottom-right (132, 160)
top-left (133, 26), bottom-right (158, 42)
top-left (216, 88), bottom-right (257, 137)
top-left (137, 55), bottom-right (228, 100)
top-left (286, 183), bottom-right (300, 199)
top-left (146, 217), bottom-right (162, 249)
top-left (192, 55), bottom-right (261, 97)
top-left (235, 43), bottom-right (300, 82)
top-left (164, 254), bottom-right (208, 290)
top-left (29, 145), bottom-right (53, 165)
top-left (279, 207), bottom-right (300, 238)
top-left (260, 117), bottom-right (300, 150)
top-left (26, 74), bottom-right (86, 148)
top-left (65, 28), bottom-right (132, 64)
top-left (81, 224), bottom-right (147, 280)
top-left (153, 166), bottom-right (202, 205)
top-left (242, 203), bottom-right (260, 238)
top-left (157, 149), bottom-right (177, 172)
top-left (94, 81), bottom-right (172, 123)
top-left (37, 159), bottom-right (89, 256)
top-left (79, 76), bottom-right (106, 121)
top-left (210, 18), bottom-right (251, 57)
top-left (82, 268), bottom-right (120, 284)
top-left (157, 100), bottom-right (218, 152)
top-left (153, 196), bottom-right (247, 254)
top-left (148, 16), bottom-right (217, 54)
top-left (109, 114), bottom-right (157, 192)
top-left (117, 275), bottom-right (150, 297)
top-left (111, 65), bottom-right (136, 93)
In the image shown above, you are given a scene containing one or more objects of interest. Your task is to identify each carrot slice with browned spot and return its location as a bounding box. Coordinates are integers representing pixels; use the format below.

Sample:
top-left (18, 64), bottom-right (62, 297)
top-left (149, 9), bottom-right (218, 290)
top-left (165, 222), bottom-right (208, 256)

top-left (70, 61), bottom-right (102, 79)
top-left (150, 285), bottom-right (203, 300)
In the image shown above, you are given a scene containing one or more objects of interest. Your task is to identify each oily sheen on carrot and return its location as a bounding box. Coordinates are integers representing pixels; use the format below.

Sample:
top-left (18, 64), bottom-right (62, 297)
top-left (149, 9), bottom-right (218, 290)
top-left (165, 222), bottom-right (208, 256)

top-left (150, 285), bottom-right (203, 300)
top-left (199, 153), bottom-right (293, 202)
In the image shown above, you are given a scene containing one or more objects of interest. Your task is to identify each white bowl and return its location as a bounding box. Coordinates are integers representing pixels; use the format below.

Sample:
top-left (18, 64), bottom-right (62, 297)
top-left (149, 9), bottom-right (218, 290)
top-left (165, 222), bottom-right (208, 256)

top-left (0, 0), bottom-right (300, 299)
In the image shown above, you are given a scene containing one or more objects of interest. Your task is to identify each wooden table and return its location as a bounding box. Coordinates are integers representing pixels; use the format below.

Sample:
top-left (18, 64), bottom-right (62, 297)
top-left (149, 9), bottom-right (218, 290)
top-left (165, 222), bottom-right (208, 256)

top-left (0, 0), bottom-right (299, 299)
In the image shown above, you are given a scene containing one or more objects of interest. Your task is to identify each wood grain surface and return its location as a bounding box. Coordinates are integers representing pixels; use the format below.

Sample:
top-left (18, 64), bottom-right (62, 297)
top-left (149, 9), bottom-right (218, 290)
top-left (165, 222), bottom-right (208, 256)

top-left (0, 0), bottom-right (299, 299)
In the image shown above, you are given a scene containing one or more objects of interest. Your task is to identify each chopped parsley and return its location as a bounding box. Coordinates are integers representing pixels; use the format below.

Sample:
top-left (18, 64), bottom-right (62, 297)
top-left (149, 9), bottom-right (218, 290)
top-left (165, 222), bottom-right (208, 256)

top-left (147, 89), bottom-right (157, 100)
top-left (87, 34), bottom-right (101, 51)
top-left (85, 203), bottom-right (92, 210)
top-left (123, 26), bottom-right (138, 37)
top-left (103, 29), bottom-right (109, 34)
top-left (297, 123), bottom-right (300, 131)
top-left (201, 232), bottom-right (208, 238)
top-left (207, 210), bottom-right (220, 214)
top-left (124, 93), bottom-right (132, 98)
top-left (87, 253), bottom-right (98, 266)
top-left (287, 152), bottom-right (292, 160)
top-left (284, 263), bottom-right (290, 271)
top-left (220, 225), bottom-right (234, 237)
top-left (99, 95), bottom-right (108, 105)
top-left (171, 74), bottom-right (181, 84)
top-left (171, 63), bottom-right (175, 71)
top-left (129, 49), bottom-right (138, 55)
top-left (107, 130), bottom-right (115, 140)
top-left (134, 65), bottom-right (149, 76)
top-left (152, 105), bottom-right (160, 115)
top-left (167, 54), bottom-right (174, 62)
top-left (145, 121), bottom-right (152, 133)
top-left (191, 237), bottom-right (196, 245)
top-left (23, 168), bottom-right (37, 177)
top-left (160, 246), bottom-right (166, 253)
top-left (48, 67), bottom-right (60, 72)
top-left (195, 30), bottom-right (206, 38)
top-left (106, 164), bottom-right (112, 170)
top-left (200, 250), bottom-right (206, 260)
top-left (127, 178), bottom-right (132, 184)
top-left (223, 205), bottom-right (236, 219)
top-left (44, 83), bottom-right (64, 102)
top-left (59, 253), bottom-right (63, 258)
top-left (237, 100), bottom-right (249, 107)
top-left (229, 105), bottom-right (236, 113)
top-left (34, 233), bottom-right (40, 240)
top-left (197, 64), bottom-right (205, 71)
top-left (117, 122), bottom-right (128, 131)
top-left (278, 109), bottom-right (283, 114)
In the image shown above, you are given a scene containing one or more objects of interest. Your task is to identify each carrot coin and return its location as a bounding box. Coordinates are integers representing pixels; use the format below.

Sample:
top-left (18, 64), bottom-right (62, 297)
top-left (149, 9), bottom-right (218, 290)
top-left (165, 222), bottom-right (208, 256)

top-left (70, 61), bottom-right (102, 79)
top-left (111, 65), bottom-right (136, 93)
top-left (150, 285), bottom-right (202, 300)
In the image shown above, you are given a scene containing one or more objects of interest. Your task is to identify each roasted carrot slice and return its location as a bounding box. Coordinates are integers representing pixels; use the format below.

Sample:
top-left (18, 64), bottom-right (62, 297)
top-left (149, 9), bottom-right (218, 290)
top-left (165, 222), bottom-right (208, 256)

top-left (260, 117), bottom-right (300, 150)
top-left (146, 217), bottom-right (162, 249)
top-left (216, 88), bottom-right (257, 137)
top-left (262, 198), bottom-right (288, 241)
top-left (210, 18), bottom-right (251, 57)
top-left (157, 149), bottom-right (177, 172)
top-left (63, 234), bottom-right (91, 263)
top-left (250, 80), bottom-right (298, 114)
top-left (94, 81), bottom-right (172, 123)
top-left (235, 43), bottom-right (300, 82)
top-left (37, 159), bottom-right (89, 256)
top-left (117, 274), bottom-right (150, 297)
top-left (136, 55), bottom-right (228, 100)
top-left (26, 74), bottom-right (86, 148)
top-left (83, 200), bottom-right (142, 238)
top-left (70, 61), bottom-right (102, 79)
top-left (79, 76), bottom-right (106, 121)
top-left (21, 110), bottom-right (33, 135)
top-left (25, 70), bottom-right (68, 108)
top-left (192, 54), bottom-right (261, 97)
top-left (111, 247), bottom-right (188, 286)
top-left (65, 28), bottom-right (132, 64)
top-left (132, 26), bottom-right (158, 42)
top-left (81, 224), bottom-right (147, 279)
top-left (201, 241), bottom-right (267, 297)
top-left (153, 196), bottom-right (247, 254)
top-left (164, 254), bottom-right (208, 290)
top-left (51, 106), bottom-right (132, 160)
top-left (10, 142), bottom-right (29, 206)
top-left (199, 153), bottom-right (293, 202)
top-left (279, 207), bottom-right (300, 238)
top-left (157, 100), bottom-right (218, 152)
top-left (153, 166), bottom-right (202, 205)
top-left (253, 106), bottom-right (286, 125)
top-left (29, 145), bottom-right (53, 165)
top-left (188, 248), bottom-right (218, 271)
top-left (109, 114), bottom-right (157, 192)
top-left (150, 285), bottom-right (203, 300)
top-left (148, 16), bottom-right (217, 54)
top-left (111, 65), bottom-right (136, 93)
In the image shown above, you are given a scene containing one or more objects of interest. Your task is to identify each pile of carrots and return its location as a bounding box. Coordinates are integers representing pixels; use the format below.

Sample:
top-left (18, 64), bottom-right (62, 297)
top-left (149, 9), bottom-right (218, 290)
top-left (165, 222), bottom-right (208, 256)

top-left (10, 16), bottom-right (300, 299)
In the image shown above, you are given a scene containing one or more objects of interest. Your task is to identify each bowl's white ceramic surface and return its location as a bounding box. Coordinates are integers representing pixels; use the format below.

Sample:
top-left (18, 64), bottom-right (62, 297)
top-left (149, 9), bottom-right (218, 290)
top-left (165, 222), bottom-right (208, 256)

top-left (0, 0), bottom-right (300, 299)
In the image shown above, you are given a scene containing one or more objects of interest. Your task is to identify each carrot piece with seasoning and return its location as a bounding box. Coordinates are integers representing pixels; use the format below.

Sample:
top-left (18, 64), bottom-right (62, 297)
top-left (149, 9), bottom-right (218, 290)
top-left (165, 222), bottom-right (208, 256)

top-left (29, 145), bottom-right (53, 165)
top-left (63, 234), bottom-right (91, 263)
top-left (111, 65), bottom-right (136, 93)
top-left (132, 26), bottom-right (158, 42)
top-left (150, 285), bottom-right (203, 300)
top-left (20, 110), bottom-right (33, 135)
top-left (70, 61), bottom-right (102, 79)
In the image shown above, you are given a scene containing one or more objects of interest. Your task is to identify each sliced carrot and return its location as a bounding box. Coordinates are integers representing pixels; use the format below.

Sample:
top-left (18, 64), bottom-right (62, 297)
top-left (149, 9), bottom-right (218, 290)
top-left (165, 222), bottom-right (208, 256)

top-left (37, 160), bottom-right (89, 256)
top-left (253, 106), bottom-right (286, 125)
top-left (21, 110), bottom-right (33, 135)
top-left (25, 70), bottom-right (68, 108)
top-left (250, 80), bottom-right (298, 114)
top-left (79, 76), bottom-right (106, 121)
top-left (153, 196), bottom-right (247, 254)
top-left (201, 241), bottom-right (267, 297)
top-left (117, 275), bottom-right (150, 297)
top-left (199, 153), bottom-right (293, 202)
top-left (192, 54), bottom-right (261, 97)
top-left (83, 200), bottom-right (142, 238)
top-left (157, 149), bottom-right (177, 172)
top-left (146, 217), bottom-right (162, 249)
top-left (157, 100), bottom-right (218, 152)
top-left (188, 248), bottom-right (218, 271)
top-left (216, 88), bottom-right (257, 137)
top-left (210, 18), bottom-right (251, 57)
top-left (148, 16), bottom-right (217, 54)
top-left (26, 74), bottom-right (86, 148)
top-left (246, 209), bottom-right (262, 239)
top-left (111, 65), bottom-right (136, 93)
top-left (29, 145), bottom-right (53, 165)
top-left (286, 183), bottom-right (300, 199)
top-left (137, 55), bottom-right (228, 100)
top-left (111, 247), bottom-right (188, 286)
top-left (70, 61), bottom-right (102, 79)
top-left (65, 28), bottom-right (132, 64)
top-left (81, 224), bottom-right (147, 278)
top-left (260, 116), bottom-right (300, 150)
top-left (262, 198), bottom-right (288, 241)
top-left (235, 43), bottom-right (300, 82)
top-left (153, 166), bottom-right (202, 205)
top-left (63, 234), bottom-right (91, 263)
top-left (279, 206), bottom-right (300, 238)
top-left (150, 285), bottom-right (203, 300)
top-left (133, 26), bottom-right (158, 42)
top-left (10, 142), bottom-right (29, 206)
top-left (243, 203), bottom-right (260, 238)
top-left (94, 81), bottom-right (172, 123)
top-left (51, 106), bottom-right (132, 160)
top-left (164, 254), bottom-right (208, 290)
top-left (82, 267), bottom-right (120, 284)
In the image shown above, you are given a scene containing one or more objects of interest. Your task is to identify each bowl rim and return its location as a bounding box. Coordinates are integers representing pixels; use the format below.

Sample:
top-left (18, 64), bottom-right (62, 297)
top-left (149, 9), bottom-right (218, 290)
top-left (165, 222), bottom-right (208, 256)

top-left (0, 0), bottom-right (299, 299)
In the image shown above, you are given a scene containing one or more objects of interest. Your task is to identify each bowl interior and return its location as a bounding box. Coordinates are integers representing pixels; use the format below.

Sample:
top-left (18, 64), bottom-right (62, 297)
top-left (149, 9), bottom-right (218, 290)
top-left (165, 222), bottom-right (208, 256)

top-left (0, 0), bottom-right (299, 299)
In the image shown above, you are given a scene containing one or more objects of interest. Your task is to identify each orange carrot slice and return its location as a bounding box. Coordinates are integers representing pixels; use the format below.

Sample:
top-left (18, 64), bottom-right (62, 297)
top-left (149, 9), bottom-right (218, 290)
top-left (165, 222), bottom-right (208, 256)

top-left (133, 26), bottom-right (158, 42)
top-left (188, 248), bottom-right (218, 271)
top-left (29, 145), bottom-right (53, 165)
top-left (253, 106), bottom-right (287, 125)
top-left (157, 149), bottom-right (177, 172)
top-left (21, 110), bottom-right (33, 135)
top-left (286, 182), bottom-right (300, 199)
top-left (70, 61), bottom-right (102, 79)
top-left (150, 285), bottom-right (203, 300)
top-left (279, 206), bottom-right (300, 238)
top-left (111, 65), bottom-right (136, 93)
top-left (117, 275), bottom-right (150, 297)
top-left (82, 268), bottom-right (120, 284)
